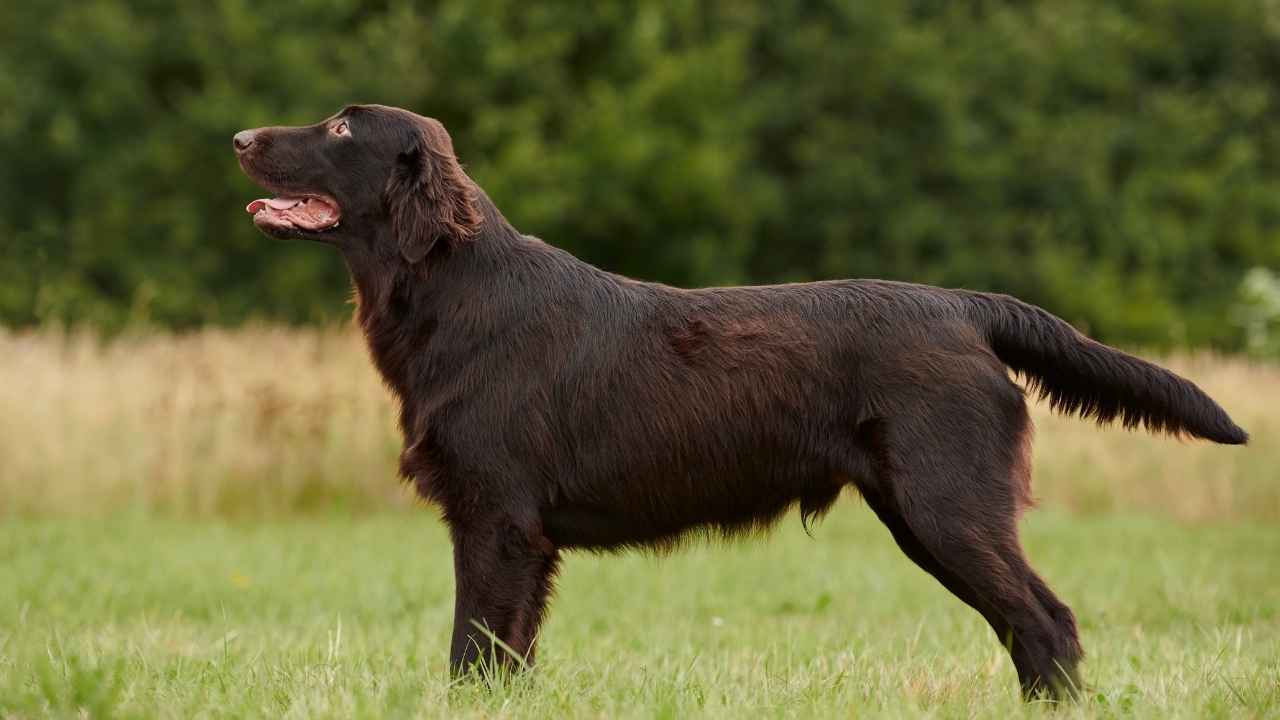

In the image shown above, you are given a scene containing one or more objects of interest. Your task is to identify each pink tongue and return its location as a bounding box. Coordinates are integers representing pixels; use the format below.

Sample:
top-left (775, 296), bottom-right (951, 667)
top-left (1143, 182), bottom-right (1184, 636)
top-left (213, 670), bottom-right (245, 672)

top-left (246, 197), bottom-right (302, 214)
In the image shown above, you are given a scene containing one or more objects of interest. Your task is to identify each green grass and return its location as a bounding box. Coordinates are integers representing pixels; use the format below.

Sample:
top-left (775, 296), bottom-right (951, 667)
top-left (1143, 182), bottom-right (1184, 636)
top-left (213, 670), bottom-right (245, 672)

top-left (2, 507), bottom-right (1277, 718)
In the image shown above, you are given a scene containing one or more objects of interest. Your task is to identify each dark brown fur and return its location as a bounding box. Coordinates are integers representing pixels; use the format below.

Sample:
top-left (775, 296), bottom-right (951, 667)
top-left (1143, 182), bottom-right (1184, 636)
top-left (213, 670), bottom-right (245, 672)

top-left (234, 104), bottom-right (1248, 701)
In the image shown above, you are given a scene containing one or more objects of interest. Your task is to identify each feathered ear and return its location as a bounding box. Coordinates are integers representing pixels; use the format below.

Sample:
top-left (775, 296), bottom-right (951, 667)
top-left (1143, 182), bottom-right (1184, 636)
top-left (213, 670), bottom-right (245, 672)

top-left (384, 118), bottom-right (481, 264)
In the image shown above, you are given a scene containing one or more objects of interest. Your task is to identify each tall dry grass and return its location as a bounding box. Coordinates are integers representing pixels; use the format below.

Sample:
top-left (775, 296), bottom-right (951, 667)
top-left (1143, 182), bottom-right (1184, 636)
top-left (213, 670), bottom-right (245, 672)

top-left (0, 326), bottom-right (406, 516)
top-left (1, 326), bottom-right (1275, 520)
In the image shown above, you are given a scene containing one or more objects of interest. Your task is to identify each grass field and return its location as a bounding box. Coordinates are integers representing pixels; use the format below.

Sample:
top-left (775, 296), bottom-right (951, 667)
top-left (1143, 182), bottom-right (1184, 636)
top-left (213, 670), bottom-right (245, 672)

top-left (1, 511), bottom-right (1277, 718)
top-left (1, 328), bottom-right (1278, 717)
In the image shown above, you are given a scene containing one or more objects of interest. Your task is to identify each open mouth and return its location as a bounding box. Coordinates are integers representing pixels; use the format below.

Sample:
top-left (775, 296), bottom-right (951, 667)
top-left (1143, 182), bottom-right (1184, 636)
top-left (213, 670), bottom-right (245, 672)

top-left (245, 195), bottom-right (341, 233)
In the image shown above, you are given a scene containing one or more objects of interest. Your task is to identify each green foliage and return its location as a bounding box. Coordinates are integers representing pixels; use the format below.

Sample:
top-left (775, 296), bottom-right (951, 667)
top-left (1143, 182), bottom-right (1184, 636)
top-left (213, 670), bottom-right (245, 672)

top-left (2, 0), bottom-right (1278, 348)
top-left (1233, 266), bottom-right (1280, 357)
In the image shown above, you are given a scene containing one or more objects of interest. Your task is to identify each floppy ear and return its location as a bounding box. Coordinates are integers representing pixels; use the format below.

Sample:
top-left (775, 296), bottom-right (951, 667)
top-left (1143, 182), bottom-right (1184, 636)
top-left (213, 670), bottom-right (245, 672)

top-left (384, 119), bottom-right (481, 264)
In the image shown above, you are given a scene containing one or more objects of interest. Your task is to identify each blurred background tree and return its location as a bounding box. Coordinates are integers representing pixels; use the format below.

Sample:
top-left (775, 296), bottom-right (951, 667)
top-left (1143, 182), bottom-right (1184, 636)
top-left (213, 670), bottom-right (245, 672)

top-left (2, 0), bottom-right (1278, 351)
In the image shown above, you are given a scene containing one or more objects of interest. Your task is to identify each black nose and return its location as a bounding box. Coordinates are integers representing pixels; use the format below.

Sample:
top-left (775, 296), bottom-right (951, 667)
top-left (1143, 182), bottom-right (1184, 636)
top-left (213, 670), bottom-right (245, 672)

top-left (233, 130), bottom-right (256, 152)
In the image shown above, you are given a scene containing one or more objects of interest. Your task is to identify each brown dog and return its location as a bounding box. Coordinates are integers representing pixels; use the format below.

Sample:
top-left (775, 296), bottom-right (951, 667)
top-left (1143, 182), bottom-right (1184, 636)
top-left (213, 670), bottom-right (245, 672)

top-left (234, 104), bottom-right (1247, 700)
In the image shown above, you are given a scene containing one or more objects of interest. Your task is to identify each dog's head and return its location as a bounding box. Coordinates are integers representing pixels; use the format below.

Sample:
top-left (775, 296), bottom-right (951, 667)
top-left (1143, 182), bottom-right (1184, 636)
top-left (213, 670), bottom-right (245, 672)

top-left (234, 104), bottom-right (480, 263)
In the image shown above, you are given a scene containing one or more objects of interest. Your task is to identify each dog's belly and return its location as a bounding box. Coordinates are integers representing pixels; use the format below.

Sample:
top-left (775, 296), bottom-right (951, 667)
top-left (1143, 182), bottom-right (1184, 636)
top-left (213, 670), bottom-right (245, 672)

top-left (542, 504), bottom-right (682, 549)
top-left (541, 467), bottom-right (852, 551)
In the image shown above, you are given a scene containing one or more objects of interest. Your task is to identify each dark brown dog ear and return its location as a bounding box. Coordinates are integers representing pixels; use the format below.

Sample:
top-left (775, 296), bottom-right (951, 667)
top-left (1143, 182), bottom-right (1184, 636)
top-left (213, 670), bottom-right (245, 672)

top-left (384, 119), bottom-right (481, 264)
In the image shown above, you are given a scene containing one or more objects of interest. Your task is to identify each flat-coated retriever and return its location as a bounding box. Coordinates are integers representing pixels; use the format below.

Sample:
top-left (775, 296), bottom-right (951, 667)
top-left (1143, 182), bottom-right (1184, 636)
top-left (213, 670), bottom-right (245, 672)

top-left (234, 104), bottom-right (1247, 700)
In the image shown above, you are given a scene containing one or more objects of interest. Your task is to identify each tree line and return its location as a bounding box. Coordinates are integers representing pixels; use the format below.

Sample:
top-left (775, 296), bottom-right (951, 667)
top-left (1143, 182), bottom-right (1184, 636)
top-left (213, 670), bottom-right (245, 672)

top-left (3, 0), bottom-right (1278, 352)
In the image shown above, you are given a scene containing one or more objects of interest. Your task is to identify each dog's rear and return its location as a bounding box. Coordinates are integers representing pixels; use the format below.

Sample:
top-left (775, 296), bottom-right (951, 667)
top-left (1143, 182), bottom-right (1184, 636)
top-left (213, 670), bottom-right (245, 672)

top-left (837, 285), bottom-right (1245, 698)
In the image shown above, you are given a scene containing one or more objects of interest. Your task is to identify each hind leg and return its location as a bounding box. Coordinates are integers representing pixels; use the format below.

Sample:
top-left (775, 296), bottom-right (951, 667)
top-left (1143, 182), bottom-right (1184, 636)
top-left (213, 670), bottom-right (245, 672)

top-left (865, 485), bottom-right (1081, 698)
top-left (920, 519), bottom-right (1082, 700)
top-left (860, 487), bottom-right (1039, 689)
top-left (857, 367), bottom-right (1084, 699)
top-left (1027, 571), bottom-right (1084, 682)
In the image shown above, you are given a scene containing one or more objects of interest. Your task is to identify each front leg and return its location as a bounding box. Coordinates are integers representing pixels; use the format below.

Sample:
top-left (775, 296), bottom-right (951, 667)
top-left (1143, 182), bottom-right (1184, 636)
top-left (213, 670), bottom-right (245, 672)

top-left (449, 515), bottom-right (560, 676)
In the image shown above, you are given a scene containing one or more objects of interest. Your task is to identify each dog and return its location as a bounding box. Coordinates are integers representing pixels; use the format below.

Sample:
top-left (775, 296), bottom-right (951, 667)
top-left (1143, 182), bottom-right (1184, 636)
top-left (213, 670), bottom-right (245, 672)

top-left (234, 104), bottom-right (1247, 700)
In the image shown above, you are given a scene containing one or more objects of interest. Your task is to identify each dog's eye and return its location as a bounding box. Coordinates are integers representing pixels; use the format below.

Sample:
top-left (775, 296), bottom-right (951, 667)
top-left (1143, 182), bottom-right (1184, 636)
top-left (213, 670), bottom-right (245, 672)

top-left (331, 121), bottom-right (350, 137)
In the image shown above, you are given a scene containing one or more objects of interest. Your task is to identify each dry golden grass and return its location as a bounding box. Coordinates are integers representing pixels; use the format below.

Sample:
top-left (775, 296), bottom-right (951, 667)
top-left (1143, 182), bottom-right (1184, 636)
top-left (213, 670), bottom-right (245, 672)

top-left (0, 326), bottom-right (406, 516)
top-left (1, 326), bottom-right (1275, 520)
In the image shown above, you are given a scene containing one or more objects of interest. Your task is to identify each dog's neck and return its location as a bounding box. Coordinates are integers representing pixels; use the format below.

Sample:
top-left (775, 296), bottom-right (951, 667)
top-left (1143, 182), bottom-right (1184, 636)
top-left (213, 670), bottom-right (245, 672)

top-left (341, 191), bottom-right (524, 431)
